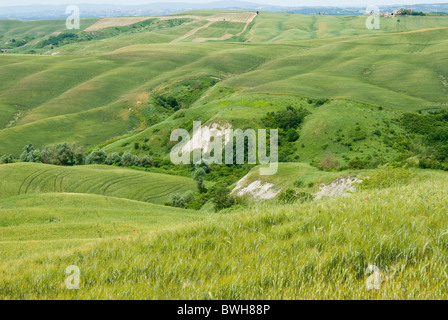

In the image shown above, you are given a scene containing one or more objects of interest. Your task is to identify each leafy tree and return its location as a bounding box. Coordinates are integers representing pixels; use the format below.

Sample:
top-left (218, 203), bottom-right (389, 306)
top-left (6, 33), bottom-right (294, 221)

top-left (348, 158), bottom-right (368, 169)
top-left (20, 144), bottom-right (34, 161)
top-left (106, 152), bottom-right (120, 165)
top-left (286, 128), bottom-right (300, 142)
top-left (211, 183), bottom-right (235, 211)
top-left (105, 152), bottom-right (121, 165)
top-left (436, 145), bottom-right (448, 161)
top-left (20, 144), bottom-right (41, 163)
top-left (0, 154), bottom-right (14, 164)
top-left (262, 106), bottom-right (309, 130)
top-left (139, 155), bottom-right (153, 167)
top-left (72, 144), bottom-right (85, 165)
top-left (37, 32), bottom-right (78, 48)
top-left (41, 145), bottom-right (56, 164)
top-left (41, 143), bottom-right (84, 166)
top-left (165, 193), bottom-right (187, 208)
top-left (55, 142), bottom-right (75, 166)
top-left (192, 167), bottom-right (206, 193)
top-left (182, 190), bottom-right (195, 204)
top-left (121, 152), bottom-right (135, 166)
top-left (398, 8), bottom-right (412, 15)
top-left (86, 149), bottom-right (107, 164)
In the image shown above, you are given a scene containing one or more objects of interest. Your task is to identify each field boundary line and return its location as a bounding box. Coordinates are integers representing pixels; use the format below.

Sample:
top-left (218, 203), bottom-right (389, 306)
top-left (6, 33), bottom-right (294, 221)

top-left (171, 21), bottom-right (214, 43)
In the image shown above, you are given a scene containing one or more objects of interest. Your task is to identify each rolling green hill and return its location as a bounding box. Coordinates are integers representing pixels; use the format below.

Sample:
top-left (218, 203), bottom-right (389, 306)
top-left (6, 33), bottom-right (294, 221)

top-left (0, 18), bottom-right (99, 43)
top-left (0, 192), bottom-right (210, 262)
top-left (246, 13), bottom-right (448, 41)
top-left (1, 11), bottom-right (448, 300)
top-left (1, 170), bottom-right (447, 299)
top-left (0, 163), bottom-right (197, 204)
top-left (0, 12), bottom-right (446, 167)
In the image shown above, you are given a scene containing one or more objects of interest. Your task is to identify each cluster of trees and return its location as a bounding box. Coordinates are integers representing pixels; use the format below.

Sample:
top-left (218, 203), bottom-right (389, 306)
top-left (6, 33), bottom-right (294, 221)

top-left (165, 190), bottom-right (196, 209)
top-left (0, 154), bottom-right (14, 164)
top-left (262, 105), bottom-right (310, 162)
top-left (84, 148), bottom-right (153, 167)
top-left (3, 37), bottom-right (32, 49)
top-left (397, 9), bottom-right (426, 16)
top-left (36, 32), bottom-right (99, 49)
top-left (262, 105), bottom-right (310, 134)
top-left (152, 78), bottom-right (219, 113)
top-left (3, 142), bottom-right (242, 212)
top-left (400, 110), bottom-right (448, 170)
top-left (19, 143), bottom-right (84, 165)
top-left (1, 142), bottom-right (155, 169)
top-left (316, 110), bottom-right (448, 172)
top-left (165, 166), bottom-right (237, 212)
top-left (37, 32), bottom-right (80, 48)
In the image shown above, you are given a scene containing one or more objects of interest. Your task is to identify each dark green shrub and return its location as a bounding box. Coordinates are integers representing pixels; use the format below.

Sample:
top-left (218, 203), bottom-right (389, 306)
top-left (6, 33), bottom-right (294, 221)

top-left (0, 155), bottom-right (14, 164)
top-left (165, 193), bottom-right (187, 208)
top-left (211, 183), bottom-right (235, 212)
top-left (192, 167), bottom-right (207, 193)
top-left (86, 149), bottom-right (107, 165)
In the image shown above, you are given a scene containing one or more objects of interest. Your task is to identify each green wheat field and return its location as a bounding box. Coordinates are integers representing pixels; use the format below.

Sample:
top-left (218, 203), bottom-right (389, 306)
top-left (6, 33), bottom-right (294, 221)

top-left (0, 10), bottom-right (448, 299)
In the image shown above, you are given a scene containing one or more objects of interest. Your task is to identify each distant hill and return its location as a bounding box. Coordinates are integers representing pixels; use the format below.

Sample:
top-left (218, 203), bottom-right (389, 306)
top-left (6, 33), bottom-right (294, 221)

top-left (1, 9), bottom-right (448, 300)
top-left (0, 2), bottom-right (447, 20)
top-left (1, 12), bottom-right (447, 167)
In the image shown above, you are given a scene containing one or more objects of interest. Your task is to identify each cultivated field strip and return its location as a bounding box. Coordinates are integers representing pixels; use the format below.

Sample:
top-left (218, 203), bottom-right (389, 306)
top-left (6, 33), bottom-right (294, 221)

top-left (86, 12), bottom-right (257, 32)
top-left (0, 163), bottom-right (197, 205)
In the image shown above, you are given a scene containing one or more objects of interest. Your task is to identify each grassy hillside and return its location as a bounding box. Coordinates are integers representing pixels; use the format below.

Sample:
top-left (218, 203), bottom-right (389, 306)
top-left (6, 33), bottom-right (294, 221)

top-left (0, 18), bottom-right (99, 42)
top-left (1, 11), bottom-right (448, 300)
top-left (246, 13), bottom-right (448, 41)
top-left (0, 163), bottom-right (197, 204)
top-left (0, 13), bottom-right (446, 163)
top-left (233, 162), bottom-right (359, 192)
top-left (0, 193), bottom-right (210, 262)
top-left (1, 171), bottom-right (447, 299)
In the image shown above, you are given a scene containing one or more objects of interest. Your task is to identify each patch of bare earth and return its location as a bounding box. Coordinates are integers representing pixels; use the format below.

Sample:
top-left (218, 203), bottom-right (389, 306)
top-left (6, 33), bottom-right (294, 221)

top-left (313, 177), bottom-right (362, 200)
top-left (171, 12), bottom-right (257, 43)
top-left (232, 174), bottom-right (280, 200)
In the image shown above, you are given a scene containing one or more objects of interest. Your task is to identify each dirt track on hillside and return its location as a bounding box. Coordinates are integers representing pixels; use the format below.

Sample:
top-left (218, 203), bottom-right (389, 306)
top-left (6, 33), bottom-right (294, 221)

top-left (170, 21), bottom-right (214, 43)
top-left (86, 12), bottom-right (257, 44)
top-left (171, 12), bottom-right (257, 43)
